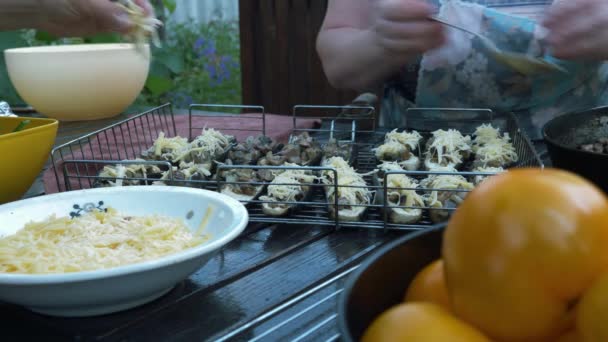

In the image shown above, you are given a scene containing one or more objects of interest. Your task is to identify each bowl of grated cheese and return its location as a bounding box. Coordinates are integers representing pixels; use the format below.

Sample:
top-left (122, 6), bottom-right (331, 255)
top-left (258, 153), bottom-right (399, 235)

top-left (0, 186), bottom-right (248, 317)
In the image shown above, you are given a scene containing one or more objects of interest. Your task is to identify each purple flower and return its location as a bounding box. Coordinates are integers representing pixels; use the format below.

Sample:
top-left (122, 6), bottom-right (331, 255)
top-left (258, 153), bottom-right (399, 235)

top-left (193, 37), bottom-right (217, 59)
top-left (193, 38), bottom-right (206, 51)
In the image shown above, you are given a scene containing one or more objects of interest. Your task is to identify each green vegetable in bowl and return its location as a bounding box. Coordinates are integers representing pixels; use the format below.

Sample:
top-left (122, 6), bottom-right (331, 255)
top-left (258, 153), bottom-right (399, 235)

top-left (1, 120), bottom-right (31, 135)
top-left (13, 120), bottom-right (31, 132)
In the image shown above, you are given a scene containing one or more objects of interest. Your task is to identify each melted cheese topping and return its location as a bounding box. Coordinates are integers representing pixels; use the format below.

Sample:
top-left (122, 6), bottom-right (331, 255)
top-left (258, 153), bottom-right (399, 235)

top-left (151, 132), bottom-right (189, 159)
top-left (0, 209), bottom-right (206, 274)
top-left (421, 175), bottom-right (475, 208)
top-left (374, 140), bottom-right (407, 160)
top-left (473, 124), bottom-right (501, 147)
top-left (475, 136), bottom-right (518, 167)
top-left (322, 157), bottom-right (372, 208)
top-left (384, 129), bottom-right (422, 150)
top-left (260, 165), bottom-right (317, 203)
top-left (425, 129), bottom-right (472, 166)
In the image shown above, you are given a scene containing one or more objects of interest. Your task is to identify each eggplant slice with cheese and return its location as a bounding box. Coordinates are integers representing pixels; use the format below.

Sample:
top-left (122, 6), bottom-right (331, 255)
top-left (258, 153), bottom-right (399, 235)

top-left (259, 164), bottom-right (317, 217)
top-left (94, 160), bottom-right (164, 188)
top-left (375, 161), bottom-right (425, 224)
top-left (373, 129), bottom-right (422, 171)
top-left (322, 156), bottom-right (373, 222)
top-left (423, 129), bottom-right (472, 171)
top-left (421, 174), bottom-right (475, 223)
top-left (218, 167), bottom-right (266, 203)
top-left (471, 166), bottom-right (506, 186)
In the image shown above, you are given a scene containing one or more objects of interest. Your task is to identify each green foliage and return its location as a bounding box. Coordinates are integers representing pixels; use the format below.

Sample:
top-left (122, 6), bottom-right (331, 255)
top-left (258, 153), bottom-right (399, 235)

top-left (135, 18), bottom-right (242, 108)
top-left (0, 31), bottom-right (29, 105)
top-left (0, 2), bottom-right (241, 110)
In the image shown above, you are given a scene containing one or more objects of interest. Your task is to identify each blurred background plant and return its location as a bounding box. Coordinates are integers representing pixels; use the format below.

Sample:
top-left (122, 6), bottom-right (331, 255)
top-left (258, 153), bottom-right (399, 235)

top-left (0, 0), bottom-right (242, 110)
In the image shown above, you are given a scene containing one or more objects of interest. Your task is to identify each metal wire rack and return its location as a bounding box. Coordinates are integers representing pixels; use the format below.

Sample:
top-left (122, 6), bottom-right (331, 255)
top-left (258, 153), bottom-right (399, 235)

top-left (50, 104), bottom-right (543, 231)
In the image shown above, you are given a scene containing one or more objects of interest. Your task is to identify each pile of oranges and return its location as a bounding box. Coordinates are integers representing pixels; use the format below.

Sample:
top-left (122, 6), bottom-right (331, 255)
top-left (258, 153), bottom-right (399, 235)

top-left (362, 168), bottom-right (608, 342)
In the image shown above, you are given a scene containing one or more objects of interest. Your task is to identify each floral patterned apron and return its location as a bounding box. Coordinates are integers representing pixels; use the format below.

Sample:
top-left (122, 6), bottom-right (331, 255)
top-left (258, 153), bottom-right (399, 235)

top-left (380, 0), bottom-right (608, 140)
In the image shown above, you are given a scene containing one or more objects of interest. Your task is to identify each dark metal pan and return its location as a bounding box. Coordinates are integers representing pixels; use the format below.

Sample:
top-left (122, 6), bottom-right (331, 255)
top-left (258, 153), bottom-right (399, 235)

top-left (542, 106), bottom-right (608, 193)
top-left (338, 225), bottom-right (445, 342)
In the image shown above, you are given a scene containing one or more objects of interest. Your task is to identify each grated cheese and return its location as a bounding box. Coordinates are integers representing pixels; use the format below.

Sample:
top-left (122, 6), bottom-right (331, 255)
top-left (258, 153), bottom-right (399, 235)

top-left (373, 140), bottom-right (408, 161)
top-left (260, 164), bottom-right (317, 205)
top-left (472, 166), bottom-right (506, 185)
top-left (421, 174), bottom-right (475, 210)
top-left (474, 136), bottom-right (518, 167)
top-left (322, 157), bottom-right (372, 219)
top-left (115, 0), bottom-right (163, 54)
top-left (473, 124), bottom-right (501, 149)
top-left (384, 129), bottom-right (422, 150)
top-left (425, 129), bottom-right (472, 169)
top-left (0, 209), bottom-right (207, 274)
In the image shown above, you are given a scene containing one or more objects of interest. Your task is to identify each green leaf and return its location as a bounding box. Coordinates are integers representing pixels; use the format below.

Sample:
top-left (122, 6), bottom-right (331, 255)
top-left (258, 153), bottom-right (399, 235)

top-left (0, 31), bottom-right (29, 105)
top-left (150, 59), bottom-right (172, 78)
top-left (158, 52), bottom-right (184, 74)
top-left (34, 30), bottom-right (59, 43)
top-left (162, 0), bottom-right (177, 13)
top-left (145, 75), bottom-right (173, 96)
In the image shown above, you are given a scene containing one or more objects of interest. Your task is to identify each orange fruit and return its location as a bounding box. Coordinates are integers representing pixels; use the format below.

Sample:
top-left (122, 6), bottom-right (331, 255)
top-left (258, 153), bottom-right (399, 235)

top-left (443, 168), bottom-right (608, 341)
top-left (404, 259), bottom-right (451, 312)
top-left (555, 329), bottom-right (583, 342)
top-left (577, 273), bottom-right (608, 342)
top-left (361, 302), bottom-right (490, 342)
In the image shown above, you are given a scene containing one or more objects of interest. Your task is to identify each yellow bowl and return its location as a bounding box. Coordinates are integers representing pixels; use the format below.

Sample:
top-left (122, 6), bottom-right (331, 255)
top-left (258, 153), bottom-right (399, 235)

top-left (0, 116), bottom-right (58, 203)
top-left (4, 43), bottom-right (150, 122)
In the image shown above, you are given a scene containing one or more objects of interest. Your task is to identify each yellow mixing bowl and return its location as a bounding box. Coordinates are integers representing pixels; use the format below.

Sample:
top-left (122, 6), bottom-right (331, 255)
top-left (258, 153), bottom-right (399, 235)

top-left (0, 116), bottom-right (58, 204)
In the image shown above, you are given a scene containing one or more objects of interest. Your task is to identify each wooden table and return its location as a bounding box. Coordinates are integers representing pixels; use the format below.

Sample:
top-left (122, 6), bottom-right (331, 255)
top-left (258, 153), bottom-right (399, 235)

top-left (1, 111), bottom-right (552, 341)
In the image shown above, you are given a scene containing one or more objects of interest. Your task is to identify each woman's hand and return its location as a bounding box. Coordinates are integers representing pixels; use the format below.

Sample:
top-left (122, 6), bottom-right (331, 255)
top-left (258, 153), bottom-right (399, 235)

top-left (36, 0), bottom-right (153, 37)
top-left (543, 0), bottom-right (608, 60)
top-left (369, 0), bottom-right (445, 59)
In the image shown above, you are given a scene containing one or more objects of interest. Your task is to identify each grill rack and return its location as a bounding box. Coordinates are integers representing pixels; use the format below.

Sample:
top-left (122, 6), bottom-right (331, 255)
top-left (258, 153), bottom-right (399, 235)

top-left (50, 104), bottom-right (543, 231)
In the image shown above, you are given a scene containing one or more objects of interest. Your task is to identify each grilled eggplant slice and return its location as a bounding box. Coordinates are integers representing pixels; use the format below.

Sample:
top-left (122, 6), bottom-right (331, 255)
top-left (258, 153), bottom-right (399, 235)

top-left (259, 165), bottom-right (317, 217)
top-left (424, 129), bottom-right (472, 170)
top-left (374, 129), bottom-right (422, 171)
top-left (321, 138), bottom-right (356, 165)
top-left (94, 160), bottom-right (164, 188)
top-left (374, 161), bottom-right (425, 224)
top-left (322, 156), bottom-right (373, 222)
top-left (421, 174), bottom-right (475, 223)
top-left (218, 168), bottom-right (265, 203)
top-left (471, 166), bottom-right (505, 185)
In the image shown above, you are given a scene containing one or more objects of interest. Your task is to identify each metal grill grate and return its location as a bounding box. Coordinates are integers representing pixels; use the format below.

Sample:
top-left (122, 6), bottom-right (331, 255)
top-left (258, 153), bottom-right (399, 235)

top-left (51, 104), bottom-right (543, 231)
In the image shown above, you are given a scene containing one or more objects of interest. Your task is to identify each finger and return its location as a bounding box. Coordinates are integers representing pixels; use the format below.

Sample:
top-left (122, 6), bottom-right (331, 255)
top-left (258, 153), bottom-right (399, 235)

top-left (380, 0), bottom-right (437, 21)
top-left (88, 0), bottom-right (135, 34)
top-left (134, 0), bottom-right (155, 17)
top-left (543, 0), bottom-right (589, 28)
top-left (380, 33), bottom-right (446, 55)
top-left (546, 8), bottom-right (608, 51)
top-left (552, 37), bottom-right (601, 60)
top-left (376, 18), bottom-right (444, 40)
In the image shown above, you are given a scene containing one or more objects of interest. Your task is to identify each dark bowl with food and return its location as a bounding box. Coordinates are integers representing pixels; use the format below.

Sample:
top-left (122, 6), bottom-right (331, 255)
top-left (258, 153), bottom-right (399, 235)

top-left (338, 224), bottom-right (444, 342)
top-left (543, 106), bottom-right (608, 193)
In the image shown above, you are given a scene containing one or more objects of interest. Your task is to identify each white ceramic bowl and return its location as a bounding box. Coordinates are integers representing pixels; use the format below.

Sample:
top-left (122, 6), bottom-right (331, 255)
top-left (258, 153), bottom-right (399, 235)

top-left (4, 43), bottom-right (150, 121)
top-left (0, 186), bottom-right (248, 317)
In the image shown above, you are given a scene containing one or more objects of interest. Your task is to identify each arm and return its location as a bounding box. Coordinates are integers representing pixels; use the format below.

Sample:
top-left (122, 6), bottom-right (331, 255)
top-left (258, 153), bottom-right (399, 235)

top-left (0, 0), bottom-right (153, 37)
top-left (0, 0), bottom-right (40, 32)
top-left (316, 0), bottom-right (445, 92)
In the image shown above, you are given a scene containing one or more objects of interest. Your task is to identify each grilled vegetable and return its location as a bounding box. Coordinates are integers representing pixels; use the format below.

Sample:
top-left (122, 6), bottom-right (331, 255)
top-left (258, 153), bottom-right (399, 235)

top-left (259, 165), bottom-right (317, 216)
top-left (424, 129), bottom-right (472, 171)
top-left (421, 174), bottom-right (474, 223)
top-left (322, 156), bottom-right (373, 222)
